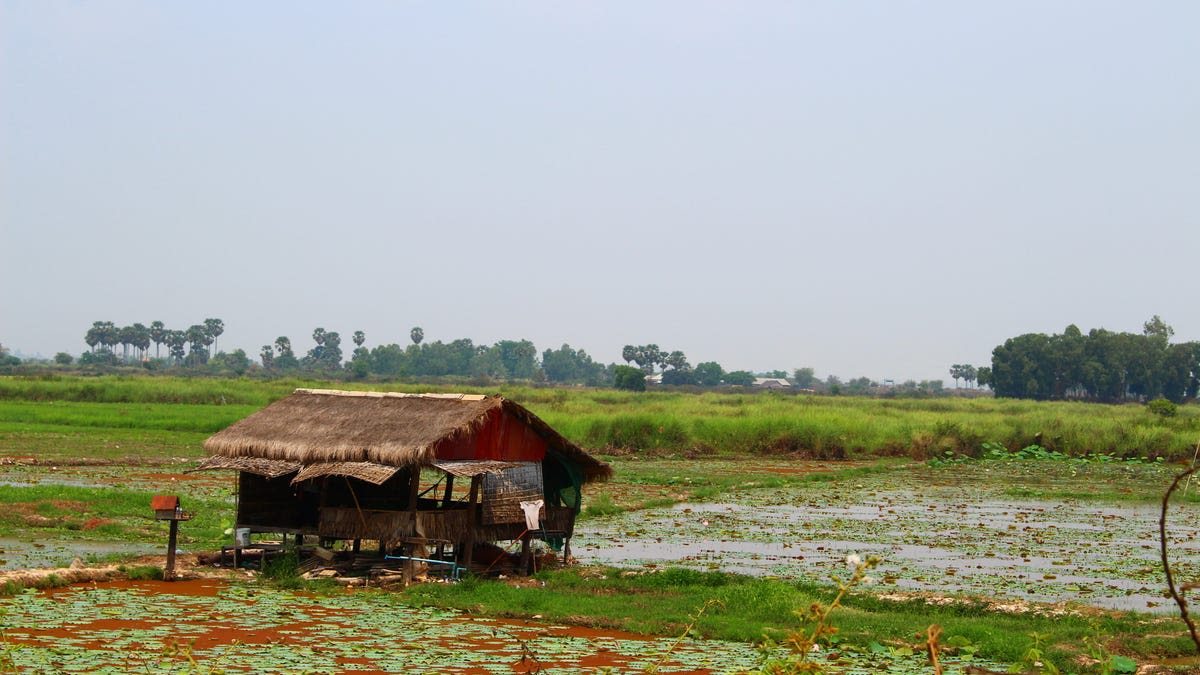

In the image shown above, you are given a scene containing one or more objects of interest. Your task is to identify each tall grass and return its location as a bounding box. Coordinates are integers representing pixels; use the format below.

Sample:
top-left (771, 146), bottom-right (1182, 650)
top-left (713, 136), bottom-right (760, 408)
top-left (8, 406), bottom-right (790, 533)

top-left (531, 390), bottom-right (1200, 460)
top-left (1, 375), bottom-right (1197, 460)
top-left (0, 374), bottom-right (298, 405)
top-left (0, 401), bottom-right (256, 433)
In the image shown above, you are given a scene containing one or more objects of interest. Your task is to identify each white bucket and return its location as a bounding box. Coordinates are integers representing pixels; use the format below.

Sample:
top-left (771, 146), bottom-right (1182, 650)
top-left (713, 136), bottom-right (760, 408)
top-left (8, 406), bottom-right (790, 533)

top-left (234, 528), bottom-right (251, 547)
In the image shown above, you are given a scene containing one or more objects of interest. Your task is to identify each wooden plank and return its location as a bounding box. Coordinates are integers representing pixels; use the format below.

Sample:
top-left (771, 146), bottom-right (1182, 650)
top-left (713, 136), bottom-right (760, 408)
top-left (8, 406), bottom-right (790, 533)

top-left (463, 475), bottom-right (481, 570)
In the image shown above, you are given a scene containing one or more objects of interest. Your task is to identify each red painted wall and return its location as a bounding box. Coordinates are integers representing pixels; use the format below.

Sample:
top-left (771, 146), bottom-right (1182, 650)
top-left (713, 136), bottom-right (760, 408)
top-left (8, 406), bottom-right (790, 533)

top-left (432, 407), bottom-right (547, 462)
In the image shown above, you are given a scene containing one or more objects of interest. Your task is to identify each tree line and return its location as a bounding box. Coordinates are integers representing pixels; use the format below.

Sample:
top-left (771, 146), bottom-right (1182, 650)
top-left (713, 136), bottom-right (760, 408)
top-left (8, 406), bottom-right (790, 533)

top-left (987, 316), bottom-right (1200, 403)
top-left (80, 319), bottom-right (231, 368)
top-left (63, 321), bottom-right (832, 389)
top-left (261, 328), bottom-right (610, 384)
top-left (259, 332), bottom-right (817, 389)
top-left (0, 319), bottom-right (968, 395)
top-left (618, 343), bottom-right (757, 386)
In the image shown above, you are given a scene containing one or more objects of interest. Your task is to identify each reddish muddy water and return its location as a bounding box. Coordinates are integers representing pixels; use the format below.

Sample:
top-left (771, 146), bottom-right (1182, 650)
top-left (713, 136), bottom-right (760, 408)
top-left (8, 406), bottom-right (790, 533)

top-left (2, 579), bottom-right (766, 673)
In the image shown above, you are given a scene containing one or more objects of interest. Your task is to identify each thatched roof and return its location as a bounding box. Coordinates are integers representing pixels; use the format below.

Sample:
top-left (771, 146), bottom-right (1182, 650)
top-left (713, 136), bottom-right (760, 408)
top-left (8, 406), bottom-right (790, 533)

top-left (190, 455), bottom-right (302, 479)
top-left (292, 461), bottom-right (401, 485)
top-left (204, 389), bottom-right (611, 482)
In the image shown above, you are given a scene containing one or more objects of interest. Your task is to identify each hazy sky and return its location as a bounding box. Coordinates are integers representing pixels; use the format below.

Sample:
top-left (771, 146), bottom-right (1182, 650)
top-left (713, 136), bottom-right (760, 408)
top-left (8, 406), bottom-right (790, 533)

top-left (3, 2), bottom-right (1197, 382)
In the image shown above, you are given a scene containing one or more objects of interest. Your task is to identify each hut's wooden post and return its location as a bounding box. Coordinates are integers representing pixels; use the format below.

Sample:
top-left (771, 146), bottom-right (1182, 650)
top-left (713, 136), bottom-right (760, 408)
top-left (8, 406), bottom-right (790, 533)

top-left (405, 468), bottom-right (421, 567)
top-left (407, 467), bottom-right (420, 512)
top-left (519, 533), bottom-right (532, 576)
top-left (463, 475), bottom-right (481, 571)
top-left (441, 474), bottom-right (455, 508)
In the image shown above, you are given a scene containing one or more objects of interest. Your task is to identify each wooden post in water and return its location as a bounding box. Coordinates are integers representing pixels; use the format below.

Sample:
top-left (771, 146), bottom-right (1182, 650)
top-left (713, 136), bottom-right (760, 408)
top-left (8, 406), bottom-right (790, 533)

top-left (152, 495), bottom-right (186, 581)
top-left (165, 519), bottom-right (179, 581)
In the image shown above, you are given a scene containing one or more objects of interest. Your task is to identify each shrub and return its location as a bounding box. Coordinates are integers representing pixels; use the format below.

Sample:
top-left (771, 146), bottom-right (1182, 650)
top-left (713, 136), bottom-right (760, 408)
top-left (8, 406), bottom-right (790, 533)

top-left (261, 552), bottom-right (305, 589)
top-left (613, 366), bottom-right (646, 392)
top-left (1147, 398), bottom-right (1178, 418)
top-left (123, 565), bottom-right (164, 581)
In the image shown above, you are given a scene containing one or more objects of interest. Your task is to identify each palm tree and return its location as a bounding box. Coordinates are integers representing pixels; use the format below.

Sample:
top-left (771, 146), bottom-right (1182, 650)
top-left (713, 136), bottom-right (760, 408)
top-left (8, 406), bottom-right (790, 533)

top-left (204, 318), bottom-right (224, 356)
top-left (85, 323), bottom-right (102, 353)
top-left (185, 325), bottom-right (208, 366)
top-left (410, 327), bottom-right (424, 345)
top-left (131, 323), bottom-right (151, 361)
top-left (168, 330), bottom-right (187, 366)
top-left (118, 325), bottom-right (136, 362)
top-left (353, 331), bottom-right (365, 348)
top-left (149, 321), bottom-right (166, 359)
top-left (274, 336), bottom-right (297, 370)
top-left (97, 321), bottom-right (118, 355)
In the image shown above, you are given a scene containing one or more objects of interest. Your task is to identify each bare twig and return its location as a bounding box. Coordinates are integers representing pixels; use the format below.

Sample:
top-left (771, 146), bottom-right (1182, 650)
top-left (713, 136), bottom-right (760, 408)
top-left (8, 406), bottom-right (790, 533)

top-left (647, 598), bottom-right (723, 674)
top-left (926, 624), bottom-right (944, 675)
top-left (516, 636), bottom-right (543, 675)
top-left (1161, 465), bottom-right (1200, 652)
top-left (1184, 439), bottom-right (1200, 496)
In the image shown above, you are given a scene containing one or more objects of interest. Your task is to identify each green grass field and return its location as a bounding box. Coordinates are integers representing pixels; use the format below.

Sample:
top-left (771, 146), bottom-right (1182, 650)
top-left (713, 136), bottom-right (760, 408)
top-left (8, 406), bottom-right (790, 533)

top-left (401, 566), bottom-right (1194, 666)
top-left (2, 374), bottom-right (1198, 461)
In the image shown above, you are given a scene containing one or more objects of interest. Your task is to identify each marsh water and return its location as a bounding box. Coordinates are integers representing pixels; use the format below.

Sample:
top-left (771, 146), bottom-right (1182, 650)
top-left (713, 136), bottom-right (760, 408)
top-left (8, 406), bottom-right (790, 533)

top-left (0, 460), bottom-right (1192, 673)
top-left (575, 465), bottom-right (1200, 612)
top-left (0, 537), bottom-right (163, 570)
top-left (3, 460), bottom-right (1196, 612)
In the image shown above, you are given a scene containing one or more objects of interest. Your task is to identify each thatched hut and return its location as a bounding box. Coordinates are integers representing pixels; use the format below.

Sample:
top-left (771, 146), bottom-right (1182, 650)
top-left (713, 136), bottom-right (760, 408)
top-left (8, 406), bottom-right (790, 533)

top-left (197, 389), bottom-right (611, 572)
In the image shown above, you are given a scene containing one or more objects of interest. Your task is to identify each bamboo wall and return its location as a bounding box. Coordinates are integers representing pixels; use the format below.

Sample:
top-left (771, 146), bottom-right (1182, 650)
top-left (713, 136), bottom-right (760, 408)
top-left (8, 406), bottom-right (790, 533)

top-left (315, 504), bottom-right (574, 543)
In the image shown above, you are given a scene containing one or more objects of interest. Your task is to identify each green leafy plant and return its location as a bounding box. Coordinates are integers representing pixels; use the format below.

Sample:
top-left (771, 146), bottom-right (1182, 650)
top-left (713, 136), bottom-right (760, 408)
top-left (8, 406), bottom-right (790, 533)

top-left (927, 450), bottom-right (968, 467)
top-left (1009, 632), bottom-right (1060, 675)
top-left (1014, 445), bottom-right (1068, 461)
top-left (982, 441), bottom-right (1010, 459)
top-left (1084, 634), bottom-right (1137, 675)
top-left (260, 552), bottom-right (305, 589)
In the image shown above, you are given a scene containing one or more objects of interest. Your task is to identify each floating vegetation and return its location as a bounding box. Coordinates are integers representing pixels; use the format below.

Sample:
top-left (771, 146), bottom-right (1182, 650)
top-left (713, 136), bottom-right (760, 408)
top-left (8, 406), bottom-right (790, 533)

top-left (575, 461), bottom-right (1200, 612)
top-left (0, 580), bottom-right (1004, 673)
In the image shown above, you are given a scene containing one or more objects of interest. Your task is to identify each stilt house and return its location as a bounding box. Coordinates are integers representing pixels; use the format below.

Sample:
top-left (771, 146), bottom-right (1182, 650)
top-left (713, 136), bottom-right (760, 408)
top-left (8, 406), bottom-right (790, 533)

top-left (197, 389), bottom-right (611, 570)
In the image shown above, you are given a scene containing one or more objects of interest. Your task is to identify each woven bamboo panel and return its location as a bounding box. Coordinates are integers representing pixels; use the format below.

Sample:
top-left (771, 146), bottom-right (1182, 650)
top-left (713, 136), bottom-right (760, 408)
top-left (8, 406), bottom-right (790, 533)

top-left (482, 463), bottom-right (543, 525)
top-left (475, 506), bottom-right (575, 542)
top-left (415, 509), bottom-right (470, 541)
top-left (318, 507), bottom-right (413, 540)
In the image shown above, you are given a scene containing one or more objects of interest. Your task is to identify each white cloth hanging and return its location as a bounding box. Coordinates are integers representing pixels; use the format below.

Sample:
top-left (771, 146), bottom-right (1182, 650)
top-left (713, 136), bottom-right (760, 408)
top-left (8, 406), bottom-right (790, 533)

top-left (519, 499), bottom-right (544, 530)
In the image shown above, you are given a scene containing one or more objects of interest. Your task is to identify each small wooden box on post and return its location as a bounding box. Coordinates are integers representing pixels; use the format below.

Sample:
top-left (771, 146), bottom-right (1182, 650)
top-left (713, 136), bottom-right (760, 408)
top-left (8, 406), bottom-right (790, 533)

top-left (151, 495), bottom-right (192, 580)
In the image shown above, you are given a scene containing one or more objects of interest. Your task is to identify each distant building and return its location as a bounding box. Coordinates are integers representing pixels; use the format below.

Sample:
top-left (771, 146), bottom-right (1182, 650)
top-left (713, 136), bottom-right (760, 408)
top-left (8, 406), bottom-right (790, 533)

top-left (753, 378), bottom-right (792, 389)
